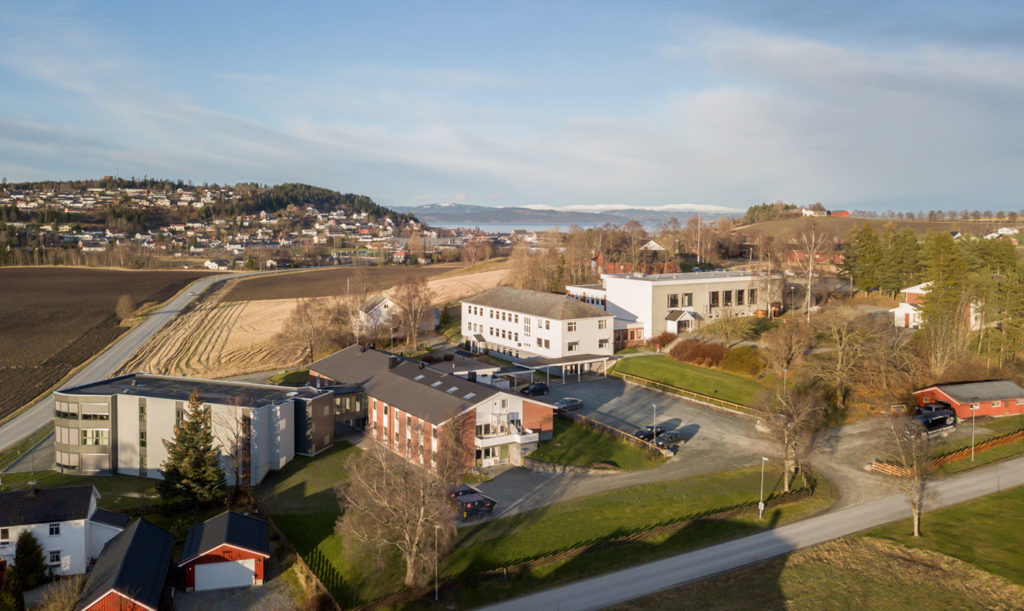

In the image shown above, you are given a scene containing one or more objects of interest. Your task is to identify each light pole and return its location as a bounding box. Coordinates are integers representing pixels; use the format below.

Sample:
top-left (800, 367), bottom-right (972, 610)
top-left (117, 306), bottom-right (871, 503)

top-left (759, 457), bottom-right (769, 519)
top-left (971, 399), bottom-right (979, 462)
top-left (434, 524), bottom-right (439, 600)
top-left (652, 403), bottom-right (657, 436)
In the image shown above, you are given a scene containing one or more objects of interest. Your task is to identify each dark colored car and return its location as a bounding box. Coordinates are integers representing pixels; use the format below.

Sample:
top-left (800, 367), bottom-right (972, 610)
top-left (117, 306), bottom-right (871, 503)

top-left (654, 431), bottom-right (683, 448)
top-left (448, 483), bottom-right (479, 500)
top-left (520, 382), bottom-right (550, 397)
top-left (632, 425), bottom-right (666, 441)
top-left (554, 397), bottom-right (583, 411)
top-left (456, 492), bottom-right (497, 521)
top-left (914, 404), bottom-right (956, 432)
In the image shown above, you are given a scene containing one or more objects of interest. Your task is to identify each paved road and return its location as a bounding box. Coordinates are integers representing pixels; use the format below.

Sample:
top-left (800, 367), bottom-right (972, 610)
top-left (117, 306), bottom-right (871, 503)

top-left (481, 455), bottom-right (1024, 611)
top-left (0, 272), bottom-right (246, 452)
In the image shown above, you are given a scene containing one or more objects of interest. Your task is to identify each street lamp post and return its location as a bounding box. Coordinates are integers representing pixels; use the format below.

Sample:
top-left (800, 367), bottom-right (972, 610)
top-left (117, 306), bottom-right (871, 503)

top-left (652, 403), bottom-right (657, 436)
top-left (971, 399), bottom-right (980, 462)
top-left (434, 525), bottom-right (439, 600)
top-left (759, 456), bottom-right (769, 519)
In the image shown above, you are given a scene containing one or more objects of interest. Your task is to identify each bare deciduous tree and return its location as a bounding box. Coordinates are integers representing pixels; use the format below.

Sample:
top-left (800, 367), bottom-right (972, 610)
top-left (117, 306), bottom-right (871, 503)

top-left (804, 306), bottom-right (873, 410)
top-left (280, 297), bottom-right (335, 363)
top-left (759, 319), bottom-right (811, 378)
top-left (883, 413), bottom-right (933, 537)
top-left (760, 388), bottom-right (827, 492)
top-left (392, 276), bottom-right (434, 350)
top-left (336, 442), bottom-right (456, 587)
top-left (789, 222), bottom-right (834, 324)
top-left (214, 402), bottom-right (252, 497)
top-left (37, 576), bottom-right (83, 611)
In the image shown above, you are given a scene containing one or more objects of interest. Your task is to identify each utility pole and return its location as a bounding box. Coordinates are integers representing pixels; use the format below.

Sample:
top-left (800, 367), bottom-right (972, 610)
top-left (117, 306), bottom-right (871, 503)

top-left (652, 403), bottom-right (657, 435)
top-left (759, 456), bottom-right (768, 519)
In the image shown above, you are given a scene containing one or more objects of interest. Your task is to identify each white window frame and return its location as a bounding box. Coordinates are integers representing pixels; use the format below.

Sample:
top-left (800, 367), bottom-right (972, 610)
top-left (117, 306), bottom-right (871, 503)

top-left (49, 523), bottom-right (60, 536)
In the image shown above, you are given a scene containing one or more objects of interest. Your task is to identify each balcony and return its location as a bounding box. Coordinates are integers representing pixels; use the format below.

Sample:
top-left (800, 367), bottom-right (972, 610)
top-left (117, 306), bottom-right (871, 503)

top-left (475, 428), bottom-right (538, 448)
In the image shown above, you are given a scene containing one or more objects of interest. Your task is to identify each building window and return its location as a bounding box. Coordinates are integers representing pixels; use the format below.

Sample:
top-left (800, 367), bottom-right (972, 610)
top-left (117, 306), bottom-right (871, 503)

top-left (81, 429), bottom-right (109, 446)
top-left (748, 289), bottom-right (757, 304)
top-left (49, 550), bottom-right (61, 565)
top-left (567, 322), bottom-right (577, 332)
top-left (524, 318), bottom-right (531, 336)
top-left (710, 291), bottom-right (720, 307)
top-left (667, 293), bottom-right (679, 308)
top-left (736, 290), bottom-right (745, 306)
top-left (140, 456), bottom-right (146, 477)
top-left (598, 319), bottom-right (607, 330)
top-left (723, 290), bottom-right (732, 306)
top-left (537, 337), bottom-right (542, 347)
top-left (993, 401), bottom-right (1002, 407)
top-left (544, 339), bottom-right (551, 349)
top-left (568, 341), bottom-right (579, 352)
top-left (175, 401), bottom-right (184, 422)
top-left (139, 430), bottom-right (147, 448)
top-left (971, 402), bottom-right (981, 409)
top-left (545, 320), bottom-right (550, 330)
top-left (514, 314), bottom-right (519, 323)
top-left (1, 528), bottom-right (8, 542)
top-left (599, 338), bottom-right (609, 349)
top-left (1016, 398), bottom-right (1024, 405)
top-left (683, 293), bottom-right (693, 307)
top-left (49, 523), bottom-right (60, 536)
top-left (514, 332), bottom-right (519, 342)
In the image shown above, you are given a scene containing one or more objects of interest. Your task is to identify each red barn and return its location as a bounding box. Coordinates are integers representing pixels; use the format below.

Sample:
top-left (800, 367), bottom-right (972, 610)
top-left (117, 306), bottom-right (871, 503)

top-left (912, 380), bottom-right (1024, 419)
top-left (75, 519), bottom-right (174, 611)
top-left (179, 511), bottom-right (270, 592)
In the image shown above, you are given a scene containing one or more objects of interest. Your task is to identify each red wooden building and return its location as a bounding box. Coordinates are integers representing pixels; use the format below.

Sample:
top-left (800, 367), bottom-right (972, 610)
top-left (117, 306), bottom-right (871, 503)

top-left (75, 519), bottom-right (174, 611)
top-left (179, 511), bottom-right (270, 592)
top-left (912, 380), bottom-right (1024, 419)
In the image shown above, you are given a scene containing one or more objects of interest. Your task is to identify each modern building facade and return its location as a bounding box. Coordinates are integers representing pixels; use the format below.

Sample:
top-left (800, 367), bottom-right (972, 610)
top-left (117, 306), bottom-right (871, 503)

top-left (460, 286), bottom-right (614, 361)
top-left (310, 345), bottom-right (554, 469)
top-left (53, 374), bottom-right (333, 485)
top-left (567, 271), bottom-right (784, 343)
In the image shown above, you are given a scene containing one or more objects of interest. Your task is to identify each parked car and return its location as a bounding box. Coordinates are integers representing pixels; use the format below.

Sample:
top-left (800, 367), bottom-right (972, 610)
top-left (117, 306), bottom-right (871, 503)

top-left (554, 397), bottom-right (583, 411)
top-left (654, 431), bottom-right (683, 448)
top-left (914, 403), bottom-right (957, 433)
top-left (456, 492), bottom-right (497, 521)
top-left (632, 425), bottom-right (666, 441)
top-left (448, 483), bottom-right (479, 500)
top-left (520, 382), bottom-right (550, 397)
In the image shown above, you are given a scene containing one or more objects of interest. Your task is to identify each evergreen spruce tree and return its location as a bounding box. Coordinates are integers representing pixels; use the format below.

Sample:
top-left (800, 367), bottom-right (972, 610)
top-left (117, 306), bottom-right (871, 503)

top-left (12, 530), bottom-right (48, 590)
top-left (158, 389), bottom-right (226, 504)
top-left (877, 227), bottom-right (921, 296)
top-left (839, 224), bottom-right (882, 291)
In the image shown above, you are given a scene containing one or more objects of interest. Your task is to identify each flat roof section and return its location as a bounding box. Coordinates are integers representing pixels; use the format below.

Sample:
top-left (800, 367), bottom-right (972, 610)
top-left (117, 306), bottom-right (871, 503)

top-left (58, 373), bottom-right (328, 409)
top-left (602, 271), bottom-right (774, 283)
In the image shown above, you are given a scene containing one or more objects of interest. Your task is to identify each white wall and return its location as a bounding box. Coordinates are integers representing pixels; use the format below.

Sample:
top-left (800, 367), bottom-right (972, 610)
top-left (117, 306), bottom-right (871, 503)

top-left (87, 521), bottom-right (123, 562)
top-left (462, 302), bottom-right (612, 360)
top-left (602, 276), bottom-right (653, 335)
top-left (248, 401), bottom-right (294, 486)
top-left (0, 519), bottom-right (89, 576)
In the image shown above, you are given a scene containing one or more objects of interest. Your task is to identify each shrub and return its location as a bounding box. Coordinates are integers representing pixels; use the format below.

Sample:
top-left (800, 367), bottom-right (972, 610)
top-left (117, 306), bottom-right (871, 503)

top-left (669, 339), bottom-right (726, 367)
top-left (115, 293), bottom-right (135, 322)
top-left (720, 345), bottom-right (765, 377)
top-left (646, 331), bottom-right (677, 349)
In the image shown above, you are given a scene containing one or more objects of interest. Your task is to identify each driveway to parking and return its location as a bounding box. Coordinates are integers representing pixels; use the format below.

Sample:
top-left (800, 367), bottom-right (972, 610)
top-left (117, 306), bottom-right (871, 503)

top-left (477, 376), bottom-right (773, 518)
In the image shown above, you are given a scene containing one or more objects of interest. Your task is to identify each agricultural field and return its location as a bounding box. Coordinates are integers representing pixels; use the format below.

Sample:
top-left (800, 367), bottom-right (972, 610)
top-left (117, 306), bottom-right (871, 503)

top-left (734, 214), bottom-right (1015, 239)
top-left (123, 263), bottom-right (509, 378)
top-left (0, 267), bottom-right (215, 419)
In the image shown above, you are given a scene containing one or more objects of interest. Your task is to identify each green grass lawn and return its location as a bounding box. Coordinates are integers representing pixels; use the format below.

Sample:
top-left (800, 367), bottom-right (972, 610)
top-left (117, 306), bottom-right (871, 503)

top-left (868, 485), bottom-right (1024, 586)
top-left (0, 424), bottom-right (53, 470)
top-left (928, 414), bottom-right (1024, 474)
top-left (266, 368), bottom-right (310, 386)
top-left (612, 354), bottom-right (768, 406)
top-left (526, 418), bottom-right (665, 471)
top-left (442, 466), bottom-right (836, 607)
top-left (257, 441), bottom-right (357, 514)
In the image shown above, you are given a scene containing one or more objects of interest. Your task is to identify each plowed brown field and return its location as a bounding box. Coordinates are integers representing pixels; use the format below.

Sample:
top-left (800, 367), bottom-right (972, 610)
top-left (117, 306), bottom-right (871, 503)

top-left (222, 263), bottom-right (462, 302)
top-left (0, 267), bottom-right (216, 419)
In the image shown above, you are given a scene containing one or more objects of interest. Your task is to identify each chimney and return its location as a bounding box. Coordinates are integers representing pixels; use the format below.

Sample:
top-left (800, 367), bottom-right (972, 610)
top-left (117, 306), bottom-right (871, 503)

top-left (388, 355), bottom-right (400, 369)
top-left (360, 344), bottom-right (368, 353)
top-left (467, 371), bottom-right (477, 383)
top-left (418, 361), bottom-right (425, 369)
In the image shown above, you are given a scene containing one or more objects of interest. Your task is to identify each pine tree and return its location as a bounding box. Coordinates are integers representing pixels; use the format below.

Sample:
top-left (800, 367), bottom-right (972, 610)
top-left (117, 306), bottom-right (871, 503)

top-left (839, 224), bottom-right (882, 290)
top-left (13, 530), bottom-right (47, 590)
top-left (877, 227), bottom-right (921, 296)
top-left (158, 389), bottom-right (226, 504)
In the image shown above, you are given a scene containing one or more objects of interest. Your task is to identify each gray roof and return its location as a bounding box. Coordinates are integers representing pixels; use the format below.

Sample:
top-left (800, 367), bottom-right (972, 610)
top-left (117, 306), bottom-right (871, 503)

top-left (58, 373), bottom-right (329, 409)
top-left (0, 484), bottom-right (95, 527)
top-left (928, 380), bottom-right (1024, 403)
top-left (362, 294), bottom-right (389, 313)
top-left (180, 511), bottom-right (270, 565)
top-left (309, 345), bottom-right (501, 425)
top-left (75, 519), bottom-right (174, 611)
top-left (91, 508), bottom-right (131, 529)
top-left (463, 287), bottom-right (611, 320)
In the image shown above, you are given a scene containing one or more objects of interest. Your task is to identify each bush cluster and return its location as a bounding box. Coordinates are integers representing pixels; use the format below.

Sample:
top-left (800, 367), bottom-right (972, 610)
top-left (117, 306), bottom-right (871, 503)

top-left (669, 339), bottom-right (726, 367)
top-left (719, 345), bottom-right (765, 376)
top-left (646, 331), bottom-right (677, 349)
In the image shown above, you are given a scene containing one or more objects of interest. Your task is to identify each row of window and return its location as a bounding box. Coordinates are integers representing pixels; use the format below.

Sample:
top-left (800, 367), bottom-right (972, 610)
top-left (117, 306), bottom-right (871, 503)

top-left (708, 289), bottom-right (756, 308)
top-left (55, 426), bottom-right (109, 446)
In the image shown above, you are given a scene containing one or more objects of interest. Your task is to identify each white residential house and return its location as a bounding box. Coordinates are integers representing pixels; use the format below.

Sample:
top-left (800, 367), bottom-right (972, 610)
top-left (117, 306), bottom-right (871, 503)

top-left (0, 485), bottom-right (129, 576)
top-left (461, 286), bottom-right (614, 362)
top-left (890, 282), bottom-right (983, 331)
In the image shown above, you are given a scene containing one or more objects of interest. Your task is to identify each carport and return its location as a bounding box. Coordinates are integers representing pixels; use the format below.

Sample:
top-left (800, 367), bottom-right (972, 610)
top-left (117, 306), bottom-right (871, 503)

top-left (519, 354), bottom-right (612, 385)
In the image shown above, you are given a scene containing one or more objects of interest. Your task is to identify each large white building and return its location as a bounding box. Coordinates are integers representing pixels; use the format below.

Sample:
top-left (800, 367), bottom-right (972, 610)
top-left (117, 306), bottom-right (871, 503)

top-left (461, 287), bottom-right (614, 361)
top-left (567, 271), bottom-right (783, 347)
top-left (53, 374), bottom-right (334, 486)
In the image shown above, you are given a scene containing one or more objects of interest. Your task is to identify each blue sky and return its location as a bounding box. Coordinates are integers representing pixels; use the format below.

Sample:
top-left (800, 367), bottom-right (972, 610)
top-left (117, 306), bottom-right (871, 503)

top-left (2, 1), bottom-right (1023, 212)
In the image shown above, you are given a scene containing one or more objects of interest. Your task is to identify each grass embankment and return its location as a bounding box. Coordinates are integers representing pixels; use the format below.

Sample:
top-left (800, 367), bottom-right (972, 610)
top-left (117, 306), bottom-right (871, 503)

top-left (443, 466), bottom-right (836, 607)
top-left (613, 354), bottom-right (768, 406)
top-left (266, 368), bottom-right (310, 386)
top-left (526, 418), bottom-right (664, 471)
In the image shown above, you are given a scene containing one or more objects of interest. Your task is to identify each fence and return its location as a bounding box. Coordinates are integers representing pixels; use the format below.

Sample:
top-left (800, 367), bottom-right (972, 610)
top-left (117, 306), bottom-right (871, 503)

top-left (872, 428), bottom-right (1024, 476)
top-left (610, 370), bottom-right (763, 417)
top-left (556, 410), bottom-right (671, 458)
top-left (264, 514), bottom-right (341, 611)
top-left (354, 488), bottom-right (814, 609)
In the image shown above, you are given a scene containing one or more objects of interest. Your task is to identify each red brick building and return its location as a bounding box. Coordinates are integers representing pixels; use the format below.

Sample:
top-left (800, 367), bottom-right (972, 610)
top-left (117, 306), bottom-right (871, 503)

top-left (912, 380), bottom-right (1024, 419)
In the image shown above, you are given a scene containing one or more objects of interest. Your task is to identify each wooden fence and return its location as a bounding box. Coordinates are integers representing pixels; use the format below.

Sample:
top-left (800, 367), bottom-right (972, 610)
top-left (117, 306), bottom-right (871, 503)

top-left (353, 488), bottom-right (813, 610)
top-left (610, 370), bottom-right (762, 416)
top-left (872, 428), bottom-right (1024, 476)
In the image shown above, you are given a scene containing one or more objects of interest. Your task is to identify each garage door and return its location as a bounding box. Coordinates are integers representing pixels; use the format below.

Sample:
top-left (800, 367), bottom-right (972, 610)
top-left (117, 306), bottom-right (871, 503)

top-left (195, 558), bottom-right (256, 591)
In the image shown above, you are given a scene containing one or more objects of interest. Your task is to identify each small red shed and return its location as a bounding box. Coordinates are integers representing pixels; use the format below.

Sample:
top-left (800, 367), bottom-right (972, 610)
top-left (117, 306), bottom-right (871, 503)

top-left (179, 511), bottom-right (270, 592)
top-left (912, 380), bottom-right (1024, 419)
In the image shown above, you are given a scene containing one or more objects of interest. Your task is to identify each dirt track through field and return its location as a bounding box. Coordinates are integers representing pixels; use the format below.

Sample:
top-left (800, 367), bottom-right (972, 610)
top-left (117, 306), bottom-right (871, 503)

top-left (121, 266), bottom-right (509, 378)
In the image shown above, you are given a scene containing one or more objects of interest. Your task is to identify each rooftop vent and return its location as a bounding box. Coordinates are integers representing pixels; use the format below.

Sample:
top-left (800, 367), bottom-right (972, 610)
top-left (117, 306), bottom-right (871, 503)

top-left (388, 355), bottom-right (400, 369)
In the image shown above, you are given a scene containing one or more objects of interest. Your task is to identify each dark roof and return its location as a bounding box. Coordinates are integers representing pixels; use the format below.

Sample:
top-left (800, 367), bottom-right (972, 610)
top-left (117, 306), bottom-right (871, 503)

top-left (925, 380), bottom-right (1024, 403)
top-left (91, 508), bottom-right (131, 529)
top-left (58, 373), bottom-right (328, 409)
top-left (463, 287), bottom-right (611, 320)
top-left (75, 519), bottom-right (174, 611)
top-left (309, 345), bottom-right (501, 425)
top-left (0, 485), bottom-right (95, 527)
top-left (180, 511), bottom-right (270, 565)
